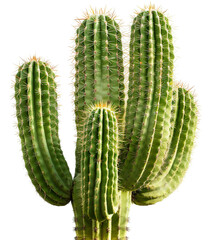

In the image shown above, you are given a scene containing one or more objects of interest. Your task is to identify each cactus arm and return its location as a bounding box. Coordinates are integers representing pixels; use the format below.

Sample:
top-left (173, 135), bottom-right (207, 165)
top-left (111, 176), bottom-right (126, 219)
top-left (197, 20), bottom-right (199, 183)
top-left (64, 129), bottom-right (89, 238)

top-left (15, 65), bottom-right (63, 205)
top-left (15, 6), bottom-right (199, 240)
top-left (82, 106), bottom-right (119, 222)
top-left (39, 62), bottom-right (72, 187)
top-left (74, 15), bottom-right (125, 175)
top-left (45, 64), bottom-right (72, 185)
top-left (132, 88), bottom-right (198, 205)
top-left (119, 10), bottom-right (174, 191)
top-left (134, 11), bottom-right (174, 189)
top-left (15, 59), bottom-right (72, 205)
top-left (28, 61), bottom-right (70, 197)
top-left (149, 88), bottom-right (179, 184)
top-left (119, 11), bottom-right (155, 188)
top-left (121, 11), bottom-right (146, 159)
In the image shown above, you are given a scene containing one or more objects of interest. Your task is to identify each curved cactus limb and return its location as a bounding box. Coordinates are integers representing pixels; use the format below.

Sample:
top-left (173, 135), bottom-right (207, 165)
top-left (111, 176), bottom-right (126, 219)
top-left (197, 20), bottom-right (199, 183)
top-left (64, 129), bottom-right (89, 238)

top-left (132, 88), bottom-right (198, 205)
top-left (15, 58), bottom-right (72, 205)
top-left (14, 6), bottom-right (199, 240)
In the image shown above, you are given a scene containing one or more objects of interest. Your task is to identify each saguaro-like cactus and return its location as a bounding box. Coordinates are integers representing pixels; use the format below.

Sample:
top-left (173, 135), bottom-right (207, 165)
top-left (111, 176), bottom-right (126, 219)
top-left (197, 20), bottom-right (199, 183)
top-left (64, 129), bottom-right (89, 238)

top-left (15, 6), bottom-right (198, 240)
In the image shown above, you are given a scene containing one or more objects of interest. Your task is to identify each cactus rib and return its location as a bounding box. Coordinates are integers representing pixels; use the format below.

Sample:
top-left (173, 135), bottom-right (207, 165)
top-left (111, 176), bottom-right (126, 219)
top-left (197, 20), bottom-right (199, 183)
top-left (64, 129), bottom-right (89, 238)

top-left (14, 6), bottom-right (198, 240)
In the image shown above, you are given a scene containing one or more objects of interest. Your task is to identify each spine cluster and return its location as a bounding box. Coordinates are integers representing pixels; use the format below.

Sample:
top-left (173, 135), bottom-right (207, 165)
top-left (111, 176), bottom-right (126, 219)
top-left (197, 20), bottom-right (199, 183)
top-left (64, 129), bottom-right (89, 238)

top-left (14, 6), bottom-right (198, 240)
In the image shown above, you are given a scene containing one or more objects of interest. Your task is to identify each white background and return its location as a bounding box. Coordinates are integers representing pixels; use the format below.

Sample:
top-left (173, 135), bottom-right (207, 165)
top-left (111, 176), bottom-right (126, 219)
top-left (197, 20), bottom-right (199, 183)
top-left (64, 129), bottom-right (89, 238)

top-left (1, 0), bottom-right (211, 239)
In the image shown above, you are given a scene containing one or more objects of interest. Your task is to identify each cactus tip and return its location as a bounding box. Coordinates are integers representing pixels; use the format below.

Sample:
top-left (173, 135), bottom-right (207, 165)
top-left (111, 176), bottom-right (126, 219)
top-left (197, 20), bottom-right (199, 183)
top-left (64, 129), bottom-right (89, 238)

top-left (135, 3), bottom-right (167, 15)
top-left (75, 7), bottom-right (117, 21)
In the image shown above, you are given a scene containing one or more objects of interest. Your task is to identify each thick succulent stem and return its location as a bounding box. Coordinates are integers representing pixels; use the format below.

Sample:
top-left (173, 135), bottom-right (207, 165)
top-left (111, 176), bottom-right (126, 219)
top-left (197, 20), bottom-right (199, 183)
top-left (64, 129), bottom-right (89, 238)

top-left (81, 105), bottom-right (119, 222)
top-left (15, 58), bottom-right (72, 205)
top-left (132, 88), bottom-right (198, 205)
top-left (119, 10), bottom-right (174, 191)
top-left (14, 6), bottom-right (199, 240)
top-left (74, 14), bottom-right (125, 175)
top-left (72, 174), bottom-right (131, 240)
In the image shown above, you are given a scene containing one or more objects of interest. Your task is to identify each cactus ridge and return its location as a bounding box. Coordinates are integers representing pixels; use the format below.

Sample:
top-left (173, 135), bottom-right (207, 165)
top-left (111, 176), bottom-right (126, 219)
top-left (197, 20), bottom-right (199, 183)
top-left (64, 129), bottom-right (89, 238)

top-left (15, 6), bottom-right (198, 240)
top-left (132, 88), bottom-right (198, 205)
top-left (15, 59), bottom-right (72, 205)
top-left (74, 14), bottom-right (125, 174)
top-left (72, 174), bottom-right (130, 240)
top-left (119, 10), bottom-right (175, 191)
top-left (81, 106), bottom-right (119, 222)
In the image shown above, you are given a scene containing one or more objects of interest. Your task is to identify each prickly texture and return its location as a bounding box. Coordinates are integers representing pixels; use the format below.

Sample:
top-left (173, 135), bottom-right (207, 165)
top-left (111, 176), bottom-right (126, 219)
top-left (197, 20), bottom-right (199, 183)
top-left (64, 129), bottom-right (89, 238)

top-left (74, 14), bottom-right (125, 174)
top-left (15, 7), bottom-right (199, 240)
top-left (132, 88), bottom-right (198, 205)
top-left (119, 10), bottom-right (175, 191)
top-left (72, 174), bottom-right (130, 240)
top-left (81, 105), bottom-right (119, 222)
top-left (15, 58), bottom-right (72, 205)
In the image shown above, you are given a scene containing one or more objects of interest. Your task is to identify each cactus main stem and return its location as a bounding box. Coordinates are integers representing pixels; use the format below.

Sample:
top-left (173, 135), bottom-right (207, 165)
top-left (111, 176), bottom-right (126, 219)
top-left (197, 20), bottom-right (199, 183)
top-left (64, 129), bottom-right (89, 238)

top-left (14, 6), bottom-right (198, 240)
top-left (72, 174), bottom-right (131, 240)
top-left (74, 14), bottom-right (125, 175)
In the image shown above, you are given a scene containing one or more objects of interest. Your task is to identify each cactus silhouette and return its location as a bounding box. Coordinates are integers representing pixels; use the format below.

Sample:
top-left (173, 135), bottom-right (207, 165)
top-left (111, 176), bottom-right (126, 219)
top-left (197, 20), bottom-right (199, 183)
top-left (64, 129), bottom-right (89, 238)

top-left (15, 6), bottom-right (198, 240)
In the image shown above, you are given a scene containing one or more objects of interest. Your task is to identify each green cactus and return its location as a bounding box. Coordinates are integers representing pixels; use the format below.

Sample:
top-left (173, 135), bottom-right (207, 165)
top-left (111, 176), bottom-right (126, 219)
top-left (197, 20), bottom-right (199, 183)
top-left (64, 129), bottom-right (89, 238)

top-left (81, 105), bottom-right (119, 222)
top-left (74, 13), bottom-right (125, 175)
top-left (15, 6), bottom-right (198, 240)
top-left (15, 58), bottom-right (72, 206)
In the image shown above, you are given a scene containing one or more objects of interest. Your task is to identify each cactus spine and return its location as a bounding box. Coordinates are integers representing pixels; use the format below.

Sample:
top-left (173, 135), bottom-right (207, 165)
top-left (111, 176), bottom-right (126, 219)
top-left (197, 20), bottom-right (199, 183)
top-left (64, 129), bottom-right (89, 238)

top-left (15, 6), bottom-right (198, 240)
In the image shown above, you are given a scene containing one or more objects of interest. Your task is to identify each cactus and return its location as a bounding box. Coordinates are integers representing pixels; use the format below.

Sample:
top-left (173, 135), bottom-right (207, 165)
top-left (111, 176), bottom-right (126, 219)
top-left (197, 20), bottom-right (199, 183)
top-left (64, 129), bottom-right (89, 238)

top-left (81, 105), bottom-right (119, 222)
top-left (15, 6), bottom-right (198, 240)
top-left (15, 59), bottom-right (72, 206)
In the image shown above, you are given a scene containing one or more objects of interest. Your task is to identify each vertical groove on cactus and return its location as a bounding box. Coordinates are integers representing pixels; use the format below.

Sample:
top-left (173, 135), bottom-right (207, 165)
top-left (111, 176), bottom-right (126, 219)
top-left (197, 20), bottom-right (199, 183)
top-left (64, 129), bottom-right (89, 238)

top-left (132, 88), bottom-right (198, 205)
top-left (15, 58), bottom-right (72, 205)
top-left (111, 191), bottom-right (131, 240)
top-left (74, 14), bottom-right (125, 174)
top-left (119, 9), bottom-right (174, 191)
top-left (15, 6), bottom-right (198, 240)
top-left (149, 87), bottom-right (179, 184)
top-left (72, 174), bottom-right (130, 240)
top-left (81, 105), bottom-right (119, 222)
top-left (101, 219), bottom-right (111, 240)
